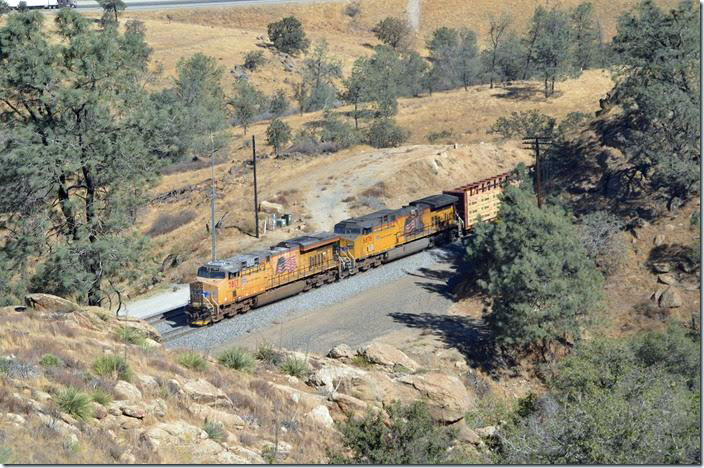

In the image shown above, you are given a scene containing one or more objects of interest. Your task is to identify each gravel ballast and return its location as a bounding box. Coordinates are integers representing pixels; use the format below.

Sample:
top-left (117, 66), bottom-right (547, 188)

top-left (163, 244), bottom-right (464, 352)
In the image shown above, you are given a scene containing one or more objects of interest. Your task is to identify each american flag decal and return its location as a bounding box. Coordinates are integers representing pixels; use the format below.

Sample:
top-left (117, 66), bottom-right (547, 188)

top-left (202, 291), bottom-right (209, 298)
top-left (275, 254), bottom-right (297, 273)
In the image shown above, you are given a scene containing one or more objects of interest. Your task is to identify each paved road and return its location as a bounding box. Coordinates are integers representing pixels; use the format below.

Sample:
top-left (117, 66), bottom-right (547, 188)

top-left (121, 283), bottom-right (189, 319)
top-left (75, 0), bottom-right (340, 11)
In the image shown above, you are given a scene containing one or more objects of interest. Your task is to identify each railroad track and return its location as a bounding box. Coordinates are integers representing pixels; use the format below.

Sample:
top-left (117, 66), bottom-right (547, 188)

top-left (144, 306), bottom-right (186, 326)
top-left (161, 325), bottom-right (200, 342)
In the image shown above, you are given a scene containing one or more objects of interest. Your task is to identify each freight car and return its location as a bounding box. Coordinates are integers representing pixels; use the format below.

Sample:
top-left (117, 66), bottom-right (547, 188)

top-left (186, 170), bottom-right (513, 326)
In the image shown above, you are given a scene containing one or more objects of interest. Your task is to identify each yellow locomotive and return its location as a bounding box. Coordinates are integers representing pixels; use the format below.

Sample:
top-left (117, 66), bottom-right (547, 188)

top-left (187, 171), bottom-right (513, 326)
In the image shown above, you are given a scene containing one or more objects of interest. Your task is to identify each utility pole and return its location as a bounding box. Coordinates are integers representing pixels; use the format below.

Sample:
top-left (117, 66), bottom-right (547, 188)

top-left (522, 136), bottom-right (551, 209)
top-left (210, 134), bottom-right (217, 262)
top-left (252, 135), bottom-right (259, 238)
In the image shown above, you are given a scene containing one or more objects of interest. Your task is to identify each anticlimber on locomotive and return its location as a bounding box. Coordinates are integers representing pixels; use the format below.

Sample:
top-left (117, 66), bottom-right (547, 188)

top-left (187, 170), bottom-right (513, 326)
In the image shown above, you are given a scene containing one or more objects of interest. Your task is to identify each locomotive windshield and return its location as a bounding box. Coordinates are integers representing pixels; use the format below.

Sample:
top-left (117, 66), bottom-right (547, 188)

top-left (196, 267), bottom-right (226, 279)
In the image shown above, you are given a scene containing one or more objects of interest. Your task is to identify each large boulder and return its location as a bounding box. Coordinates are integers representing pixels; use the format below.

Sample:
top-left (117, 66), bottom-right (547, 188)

top-left (659, 287), bottom-right (683, 308)
top-left (191, 403), bottom-right (245, 429)
top-left (358, 343), bottom-right (418, 371)
top-left (307, 363), bottom-right (368, 394)
top-left (24, 294), bottom-right (77, 313)
top-left (307, 405), bottom-right (334, 427)
top-left (398, 372), bottom-right (473, 423)
top-left (328, 343), bottom-right (355, 360)
top-left (144, 421), bottom-right (207, 448)
top-left (183, 379), bottom-right (232, 407)
top-left (331, 393), bottom-right (369, 419)
top-left (135, 373), bottom-right (160, 394)
top-left (114, 381), bottom-right (143, 401)
top-left (260, 200), bottom-right (284, 214)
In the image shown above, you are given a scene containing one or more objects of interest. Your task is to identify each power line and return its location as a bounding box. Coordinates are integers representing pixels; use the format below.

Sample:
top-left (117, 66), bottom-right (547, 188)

top-left (522, 136), bottom-right (552, 209)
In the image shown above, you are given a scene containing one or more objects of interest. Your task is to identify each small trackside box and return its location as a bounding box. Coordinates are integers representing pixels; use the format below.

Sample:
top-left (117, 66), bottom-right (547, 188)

top-left (444, 171), bottom-right (512, 230)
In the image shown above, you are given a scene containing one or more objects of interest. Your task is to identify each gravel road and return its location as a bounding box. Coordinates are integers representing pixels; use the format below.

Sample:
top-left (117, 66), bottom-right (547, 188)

top-left (163, 243), bottom-right (466, 354)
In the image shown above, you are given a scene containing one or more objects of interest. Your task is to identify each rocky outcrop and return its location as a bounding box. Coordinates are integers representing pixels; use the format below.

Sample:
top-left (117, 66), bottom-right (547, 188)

top-left (183, 379), bottom-right (232, 407)
top-left (327, 343), bottom-right (355, 360)
top-left (398, 372), bottom-right (473, 423)
top-left (308, 405), bottom-right (334, 427)
top-left (659, 287), bottom-right (683, 308)
top-left (191, 403), bottom-right (245, 429)
top-left (24, 294), bottom-right (78, 313)
top-left (358, 342), bottom-right (419, 371)
top-left (307, 363), bottom-right (368, 394)
top-left (114, 317), bottom-right (161, 342)
top-left (144, 421), bottom-right (207, 448)
top-left (114, 381), bottom-right (143, 401)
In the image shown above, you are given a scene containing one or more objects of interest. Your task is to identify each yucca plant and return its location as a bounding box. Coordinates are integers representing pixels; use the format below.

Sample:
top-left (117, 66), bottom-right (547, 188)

top-left (202, 419), bottom-right (225, 443)
top-left (116, 326), bottom-right (146, 346)
top-left (56, 387), bottom-right (94, 421)
top-left (280, 355), bottom-right (308, 378)
top-left (93, 354), bottom-right (132, 381)
top-left (178, 351), bottom-right (208, 371)
top-left (218, 347), bottom-right (256, 372)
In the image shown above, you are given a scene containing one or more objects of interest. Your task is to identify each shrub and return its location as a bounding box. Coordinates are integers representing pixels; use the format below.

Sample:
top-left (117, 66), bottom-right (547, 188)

top-left (146, 211), bottom-right (196, 237)
top-left (255, 341), bottom-right (283, 366)
top-left (56, 387), bottom-right (94, 421)
top-left (280, 355), bottom-right (308, 378)
top-left (266, 118), bottom-right (292, 155)
top-left (202, 419), bottom-right (225, 442)
top-left (116, 326), bottom-right (146, 346)
top-left (243, 50), bottom-right (266, 70)
top-left (578, 211), bottom-right (626, 276)
top-left (426, 129), bottom-right (454, 143)
top-left (350, 355), bottom-right (374, 369)
top-left (320, 111), bottom-right (360, 149)
top-left (267, 16), bottom-right (310, 56)
top-left (218, 347), bottom-right (256, 372)
top-left (329, 401), bottom-right (457, 463)
top-left (39, 354), bottom-right (63, 368)
top-left (91, 388), bottom-right (113, 406)
top-left (178, 351), bottom-right (208, 371)
top-left (343, 0), bottom-right (361, 17)
top-left (93, 355), bottom-right (132, 381)
top-left (366, 118), bottom-right (408, 148)
top-left (269, 89), bottom-right (289, 117)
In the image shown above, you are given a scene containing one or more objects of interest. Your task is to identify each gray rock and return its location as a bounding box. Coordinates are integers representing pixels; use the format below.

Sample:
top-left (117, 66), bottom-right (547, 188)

top-left (659, 287), bottom-right (683, 308)
top-left (657, 274), bottom-right (677, 285)
top-left (114, 381), bottom-right (143, 401)
top-left (652, 262), bottom-right (671, 273)
top-left (653, 234), bottom-right (666, 246)
top-left (328, 343), bottom-right (355, 360)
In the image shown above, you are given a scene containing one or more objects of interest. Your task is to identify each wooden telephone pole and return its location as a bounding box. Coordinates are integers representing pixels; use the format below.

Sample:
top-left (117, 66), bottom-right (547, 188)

top-left (522, 136), bottom-right (551, 209)
top-left (252, 135), bottom-right (259, 239)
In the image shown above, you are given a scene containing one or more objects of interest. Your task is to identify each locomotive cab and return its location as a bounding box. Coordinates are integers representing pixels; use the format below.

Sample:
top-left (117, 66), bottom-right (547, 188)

top-left (187, 264), bottom-right (230, 326)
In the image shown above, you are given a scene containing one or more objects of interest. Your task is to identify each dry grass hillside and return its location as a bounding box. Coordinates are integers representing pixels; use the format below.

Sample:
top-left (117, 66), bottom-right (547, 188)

top-left (140, 69), bottom-right (612, 285)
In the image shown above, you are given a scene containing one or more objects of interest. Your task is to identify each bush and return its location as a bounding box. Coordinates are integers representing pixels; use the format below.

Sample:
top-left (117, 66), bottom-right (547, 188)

top-left (56, 387), bottom-right (94, 421)
top-left (267, 16), bottom-right (310, 55)
top-left (320, 111), bottom-right (360, 149)
top-left (490, 110), bottom-right (557, 139)
top-left (578, 211), bottom-right (626, 276)
top-left (266, 118), bottom-right (292, 155)
top-left (91, 388), bottom-right (113, 406)
top-left (343, 0), bottom-right (361, 17)
top-left (243, 50), bottom-right (266, 70)
top-left (255, 341), bottom-right (283, 367)
top-left (39, 354), bottom-right (63, 368)
top-left (178, 351), bottom-right (208, 371)
top-left (116, 326), bottom-right (147, 346)
top-left (202, 419), bottom-right (225, 442)
top-left (146, 211), bottom-right (196, 237)
top-left (330, 401), bottom-right (457, 463)
top-left (218, 347), bottom-right (256, 372)
top-left (366, 118), bottom-right (408, 148)
top-left (269, 89), bottom-right (289, 117)
top-left (498, 325), bottom-right (700, 464)
top-left (93, 354), bottom-right (132, 381)
top-left (426, 129), bottom-right (453, 143)
top-left (279, 355), bottom-right (308, 378)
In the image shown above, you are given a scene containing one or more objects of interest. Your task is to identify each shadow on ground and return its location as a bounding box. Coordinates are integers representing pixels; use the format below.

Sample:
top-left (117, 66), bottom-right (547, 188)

top-left (404, 243), bottom-right (476, 302)
top-left (389, 311), bottom-right (497, 372)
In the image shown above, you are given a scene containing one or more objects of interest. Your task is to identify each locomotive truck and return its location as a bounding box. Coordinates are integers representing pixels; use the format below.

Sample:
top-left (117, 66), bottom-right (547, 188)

top-left (187, 170), bottom-right (513, 326)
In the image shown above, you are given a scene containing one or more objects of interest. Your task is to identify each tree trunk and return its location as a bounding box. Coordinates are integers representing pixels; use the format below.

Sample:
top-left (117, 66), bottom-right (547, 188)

top-left (82, 166), bottom-right (101, 306)
top-left (544, 76), bottom-right (549, 98)
top-left (354, 102), bottom-right (358, 130)
top-left (490, 49), bottom-right (497, 89)
top-left (57, 174), bottom-right (78, 240)
top-left (550, 75), bottom-right (555, 96)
